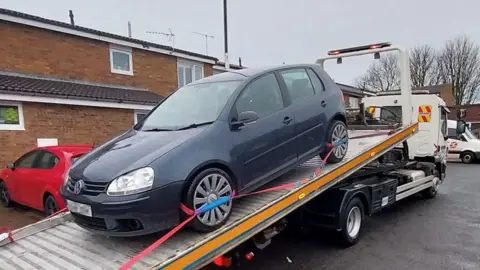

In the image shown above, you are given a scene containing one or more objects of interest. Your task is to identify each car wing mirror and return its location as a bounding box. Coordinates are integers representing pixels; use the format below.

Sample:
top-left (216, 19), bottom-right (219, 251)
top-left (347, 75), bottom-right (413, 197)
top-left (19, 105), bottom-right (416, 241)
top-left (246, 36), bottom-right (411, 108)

top-left (231, 111), bottom-right (260, 129)
top-left (6, 163), bottom-right (15, 170)
top-left (456, 120), bottom-right (466, 135)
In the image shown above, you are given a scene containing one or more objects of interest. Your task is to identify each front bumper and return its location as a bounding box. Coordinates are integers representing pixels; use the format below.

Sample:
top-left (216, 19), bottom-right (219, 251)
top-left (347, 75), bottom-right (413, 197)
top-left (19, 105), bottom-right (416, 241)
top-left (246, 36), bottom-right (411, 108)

top-left (60, 181), bottom-right (185, 237)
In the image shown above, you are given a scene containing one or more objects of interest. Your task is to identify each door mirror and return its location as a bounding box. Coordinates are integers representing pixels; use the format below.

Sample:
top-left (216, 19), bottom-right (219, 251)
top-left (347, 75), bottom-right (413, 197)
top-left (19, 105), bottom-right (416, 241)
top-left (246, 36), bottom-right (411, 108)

top-left (6, 163), bottom-right (15, 170)
top-left (231, 111), bottom-right (260, 129)
top-left (457, 109), bottom-right (467, 119)
top-left (443, 134), bottom-right (449, 141)
top-left (456, 120), bottom-right (467, 135)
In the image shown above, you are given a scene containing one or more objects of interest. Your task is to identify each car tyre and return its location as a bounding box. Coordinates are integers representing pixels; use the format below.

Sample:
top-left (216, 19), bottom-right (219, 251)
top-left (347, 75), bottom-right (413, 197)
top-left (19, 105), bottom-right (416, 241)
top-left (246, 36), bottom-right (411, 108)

top-left (0, 181), bottom-right (14, 208)
top-left (184, 168), bottom-right (235, 232)
top-left (337, 197), bottom-right (364, 247)
top-left (43, 194), bottom-right (59, 216)
top-left (461, 151), bottom-right (475, 164)
top-left (321, 120), bottom-right (349, 164)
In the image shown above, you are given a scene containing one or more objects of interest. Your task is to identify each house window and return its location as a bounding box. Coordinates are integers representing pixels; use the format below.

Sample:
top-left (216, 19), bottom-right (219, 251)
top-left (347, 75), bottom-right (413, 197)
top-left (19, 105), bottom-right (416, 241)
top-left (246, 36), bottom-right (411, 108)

top-left (110, 45), bottom-right (133, 76)
top-left (348, 96), bottom-right (359, 108)
top-left (178, 60), bottom-right (204, 87)
top-left (0, 102), bottom-right (25, 131)
top-left (134, 110), bottom-right (149, 124)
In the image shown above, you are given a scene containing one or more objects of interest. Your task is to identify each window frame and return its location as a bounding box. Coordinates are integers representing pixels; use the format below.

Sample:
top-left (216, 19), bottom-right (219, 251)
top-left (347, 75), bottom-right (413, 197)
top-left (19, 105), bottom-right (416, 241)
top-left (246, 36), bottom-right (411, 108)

top-left (230, 72), bottom-right (287, 122)
top-left (134, 110), bottom-right (150, 125)
top-left (348, 96), bottom-right (359, 109)
top-left (14, 150), bottom-right (41, 169)
top-left (35, 150), bottom-right (60, 170)
top-left (0, 101), bottom-right (25, 131)
top-left (277, 68), bottom-right (316, 104)
top-left (177, 60), bottom-right (204, 87)
top-left (109, 45), bottom-right (134, 76)
top-left (440, 106), bottom-right (448, 138)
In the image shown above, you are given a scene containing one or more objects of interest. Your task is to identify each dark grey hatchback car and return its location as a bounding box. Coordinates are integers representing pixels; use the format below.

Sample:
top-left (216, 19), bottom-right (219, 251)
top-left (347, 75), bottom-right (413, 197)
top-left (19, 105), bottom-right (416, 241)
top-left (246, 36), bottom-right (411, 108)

top-left (60, 64), bottom-right (349, 236)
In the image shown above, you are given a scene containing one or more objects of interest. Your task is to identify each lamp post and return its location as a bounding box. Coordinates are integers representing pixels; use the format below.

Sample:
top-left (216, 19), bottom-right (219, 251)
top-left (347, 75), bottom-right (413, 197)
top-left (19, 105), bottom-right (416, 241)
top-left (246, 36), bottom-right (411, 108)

top-left (223, 0), bottom-right (229, 70)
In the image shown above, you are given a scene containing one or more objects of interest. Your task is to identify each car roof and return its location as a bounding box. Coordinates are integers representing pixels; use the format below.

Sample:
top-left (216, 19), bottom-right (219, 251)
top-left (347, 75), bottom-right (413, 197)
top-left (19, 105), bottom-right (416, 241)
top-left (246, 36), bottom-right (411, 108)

top-left (38, 144), bottom-right (93, 155)
top-left (190, 63), bottom-right (323, 85)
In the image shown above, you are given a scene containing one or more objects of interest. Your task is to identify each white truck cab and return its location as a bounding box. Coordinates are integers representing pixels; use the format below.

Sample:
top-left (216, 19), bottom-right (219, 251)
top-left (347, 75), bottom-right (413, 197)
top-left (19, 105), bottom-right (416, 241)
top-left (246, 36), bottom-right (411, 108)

top-left (447, 119), bottom-right (480, 163)
top-left (362, 90), bottom-right (450, 163)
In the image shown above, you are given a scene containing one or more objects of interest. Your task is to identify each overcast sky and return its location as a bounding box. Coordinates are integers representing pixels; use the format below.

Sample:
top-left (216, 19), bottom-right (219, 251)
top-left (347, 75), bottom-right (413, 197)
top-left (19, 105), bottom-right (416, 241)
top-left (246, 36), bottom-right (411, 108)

top-left (2, 0), bottom-right (479, 85)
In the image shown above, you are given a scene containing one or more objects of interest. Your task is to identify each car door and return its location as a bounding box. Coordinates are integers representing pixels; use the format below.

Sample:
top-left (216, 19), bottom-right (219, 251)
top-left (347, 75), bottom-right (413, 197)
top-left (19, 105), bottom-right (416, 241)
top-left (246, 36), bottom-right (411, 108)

top-left (231, 72), bottom-right (297, 188)
top-left (8, 150), bottom-right (42, 206)
top-left (23, 150), bottom-right (61, 210)
top-left (277, 67), bottom-right (327, 159)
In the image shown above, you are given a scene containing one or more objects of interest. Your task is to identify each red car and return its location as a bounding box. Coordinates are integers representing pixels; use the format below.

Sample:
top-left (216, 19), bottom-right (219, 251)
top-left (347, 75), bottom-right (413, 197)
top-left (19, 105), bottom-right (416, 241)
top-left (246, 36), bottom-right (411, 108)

top-left (0, 145), bottom-right (92, 215)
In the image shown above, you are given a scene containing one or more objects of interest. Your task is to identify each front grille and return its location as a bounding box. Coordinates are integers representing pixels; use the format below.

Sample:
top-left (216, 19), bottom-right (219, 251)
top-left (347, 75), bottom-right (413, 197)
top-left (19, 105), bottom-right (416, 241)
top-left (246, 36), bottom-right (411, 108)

top-left (67, 178), bottom-right (108, 196)
top-left (71, 212), bottom-right (107, 230)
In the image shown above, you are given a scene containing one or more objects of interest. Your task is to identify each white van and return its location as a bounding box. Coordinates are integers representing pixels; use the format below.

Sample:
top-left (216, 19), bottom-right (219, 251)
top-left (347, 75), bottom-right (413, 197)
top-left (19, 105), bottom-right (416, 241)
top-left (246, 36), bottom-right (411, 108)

top-left (447, 119), bottom-right (480, 163)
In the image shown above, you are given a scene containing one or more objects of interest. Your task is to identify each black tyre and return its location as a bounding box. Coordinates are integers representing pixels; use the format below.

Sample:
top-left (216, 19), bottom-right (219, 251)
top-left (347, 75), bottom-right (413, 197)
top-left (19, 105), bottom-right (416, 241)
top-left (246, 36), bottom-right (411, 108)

top-left (338, 197), bottom-right (364, 247)
top-left (421, 170), bottom-right (440, 199)
top-left (320, 120), bottom-right (349, 164)
top-left (461, 151), bottom-right (475, 164)
top-left (184, 168), bottom-right (234, 232)
top-left (43, 194), bottom-right (59, 216)
top-left (0, 181), bottom-right (14, 208)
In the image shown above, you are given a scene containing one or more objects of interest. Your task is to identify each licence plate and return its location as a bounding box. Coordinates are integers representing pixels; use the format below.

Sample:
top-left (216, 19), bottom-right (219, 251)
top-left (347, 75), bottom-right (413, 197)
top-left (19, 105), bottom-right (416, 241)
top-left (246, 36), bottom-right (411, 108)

top-left (66, 200), bottom-right (92, 217)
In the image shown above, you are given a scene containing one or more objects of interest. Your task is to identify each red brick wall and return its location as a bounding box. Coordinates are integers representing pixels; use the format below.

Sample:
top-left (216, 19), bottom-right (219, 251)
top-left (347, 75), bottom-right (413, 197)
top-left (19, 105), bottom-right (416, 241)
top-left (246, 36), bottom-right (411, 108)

top-left (0, 102), bottom-right (134, 166)
top-left (0, 21), bottom-right (213, 97)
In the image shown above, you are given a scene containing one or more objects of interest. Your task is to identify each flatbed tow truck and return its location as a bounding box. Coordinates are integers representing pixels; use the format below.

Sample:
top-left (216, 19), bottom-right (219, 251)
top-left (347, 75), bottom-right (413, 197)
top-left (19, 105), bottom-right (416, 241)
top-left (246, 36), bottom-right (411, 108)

top-left (0, 43), bottom-right (466, 270)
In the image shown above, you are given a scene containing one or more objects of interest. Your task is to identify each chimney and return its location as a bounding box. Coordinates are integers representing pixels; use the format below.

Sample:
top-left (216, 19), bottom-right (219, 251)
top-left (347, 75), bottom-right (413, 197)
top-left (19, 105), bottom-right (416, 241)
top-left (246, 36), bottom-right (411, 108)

top-left (238, 57), bottom-right (242, 67)
top-left (69, 10), bottom-right (75, 26)
top-left (128, 21), bottom-right (132, 38)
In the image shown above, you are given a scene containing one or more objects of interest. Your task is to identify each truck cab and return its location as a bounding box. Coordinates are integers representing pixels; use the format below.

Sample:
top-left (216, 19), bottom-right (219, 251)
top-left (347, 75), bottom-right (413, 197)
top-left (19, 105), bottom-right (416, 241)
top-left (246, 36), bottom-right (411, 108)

top-left (362, 90), bottom-right (449, 163)
top-left (447, 119), bottom-right (480, 163)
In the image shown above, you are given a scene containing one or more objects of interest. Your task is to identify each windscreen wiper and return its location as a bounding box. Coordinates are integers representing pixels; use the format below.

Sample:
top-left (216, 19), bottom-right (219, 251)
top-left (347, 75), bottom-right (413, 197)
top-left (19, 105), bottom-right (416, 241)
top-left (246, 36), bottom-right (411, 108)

top-left (143, 128), bottom-right (175, 132)
top-left (175, 121), bottom-right (214, 131)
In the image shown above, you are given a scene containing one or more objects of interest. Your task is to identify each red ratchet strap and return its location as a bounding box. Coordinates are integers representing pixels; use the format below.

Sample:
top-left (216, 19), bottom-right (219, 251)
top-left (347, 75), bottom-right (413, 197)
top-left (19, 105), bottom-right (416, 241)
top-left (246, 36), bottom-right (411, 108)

top-left (119, 132), bottom-right (390, 269)
top-left (0, 227), bottom-right (14, 243)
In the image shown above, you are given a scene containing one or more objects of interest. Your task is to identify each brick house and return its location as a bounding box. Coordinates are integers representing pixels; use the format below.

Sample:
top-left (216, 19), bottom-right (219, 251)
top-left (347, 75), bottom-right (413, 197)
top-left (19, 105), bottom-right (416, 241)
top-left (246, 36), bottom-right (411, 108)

top-left (0, 8), bottom-right (220, 166)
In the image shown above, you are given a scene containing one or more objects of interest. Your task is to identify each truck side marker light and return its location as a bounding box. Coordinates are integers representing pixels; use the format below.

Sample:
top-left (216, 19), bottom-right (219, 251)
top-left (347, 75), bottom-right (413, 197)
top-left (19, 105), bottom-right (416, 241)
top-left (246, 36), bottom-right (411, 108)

top-left (298, 193), bottom-right (306, 200)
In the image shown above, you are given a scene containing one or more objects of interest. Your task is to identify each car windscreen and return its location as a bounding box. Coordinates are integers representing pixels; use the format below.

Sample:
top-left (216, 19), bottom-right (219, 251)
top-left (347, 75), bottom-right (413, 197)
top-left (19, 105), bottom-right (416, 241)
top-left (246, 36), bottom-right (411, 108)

top-left (137, 80), bottom-right (241, 131)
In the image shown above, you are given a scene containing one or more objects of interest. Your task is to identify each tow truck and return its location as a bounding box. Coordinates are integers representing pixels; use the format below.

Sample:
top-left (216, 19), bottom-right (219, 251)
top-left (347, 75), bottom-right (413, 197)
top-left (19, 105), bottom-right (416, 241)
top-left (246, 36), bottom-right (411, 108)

top-left (0, 43), bottom-right (468, 270)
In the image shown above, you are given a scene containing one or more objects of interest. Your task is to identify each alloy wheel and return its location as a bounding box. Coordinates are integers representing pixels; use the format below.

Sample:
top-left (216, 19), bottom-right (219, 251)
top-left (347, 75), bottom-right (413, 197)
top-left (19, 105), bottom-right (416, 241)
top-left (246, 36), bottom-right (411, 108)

top-left (332, 123), bottom-right (348, 159)
top-left (193, 173), bottom-right (233, 226)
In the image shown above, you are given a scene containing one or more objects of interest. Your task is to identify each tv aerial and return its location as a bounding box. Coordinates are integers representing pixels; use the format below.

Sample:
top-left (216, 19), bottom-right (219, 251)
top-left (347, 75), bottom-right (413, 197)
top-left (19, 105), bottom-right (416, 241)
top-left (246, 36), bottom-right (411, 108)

top-left (146, 28), bottom-right (176, 51)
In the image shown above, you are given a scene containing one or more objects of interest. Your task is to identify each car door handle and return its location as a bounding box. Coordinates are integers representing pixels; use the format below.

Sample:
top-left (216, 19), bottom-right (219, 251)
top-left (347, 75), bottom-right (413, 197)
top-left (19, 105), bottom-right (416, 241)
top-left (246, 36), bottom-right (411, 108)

top-left (283, 117), bottom-right (293, 125)
top-left (320, 100), bottom-right (327, 107)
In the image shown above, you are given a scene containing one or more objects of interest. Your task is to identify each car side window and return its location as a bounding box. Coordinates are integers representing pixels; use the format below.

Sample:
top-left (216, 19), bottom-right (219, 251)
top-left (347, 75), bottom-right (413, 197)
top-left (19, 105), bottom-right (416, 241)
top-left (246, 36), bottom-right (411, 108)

top-left (306, 68), bottom-right (325, 92)
top-left (15, 151), bottom-right (40, 168)
top-left (279, 68), bottom-right (315, 103)
top-left (234, 73), bottom-right (284, 119)
top-left (36, 151), bottom-right (60, 169)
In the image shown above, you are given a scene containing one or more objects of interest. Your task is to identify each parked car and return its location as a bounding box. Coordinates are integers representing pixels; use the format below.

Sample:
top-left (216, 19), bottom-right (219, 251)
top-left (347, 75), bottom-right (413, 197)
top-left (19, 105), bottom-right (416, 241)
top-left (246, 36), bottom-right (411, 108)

top-left (60, 64), bottom-right (348, 237)
top-left (0, 145), bottom-right (93, 215)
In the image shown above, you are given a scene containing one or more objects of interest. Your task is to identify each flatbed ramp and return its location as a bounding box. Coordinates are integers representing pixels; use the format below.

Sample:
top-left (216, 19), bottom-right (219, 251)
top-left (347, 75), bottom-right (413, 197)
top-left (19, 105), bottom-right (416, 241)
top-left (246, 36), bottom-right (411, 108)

top-left (0, 124), bottom-right (418, 270)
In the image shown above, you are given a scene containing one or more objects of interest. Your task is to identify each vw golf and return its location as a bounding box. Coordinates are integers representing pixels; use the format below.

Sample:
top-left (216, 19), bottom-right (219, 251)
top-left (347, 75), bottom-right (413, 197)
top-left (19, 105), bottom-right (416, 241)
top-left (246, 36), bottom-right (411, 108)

top-left (60, 64), bottom-right (349, 236)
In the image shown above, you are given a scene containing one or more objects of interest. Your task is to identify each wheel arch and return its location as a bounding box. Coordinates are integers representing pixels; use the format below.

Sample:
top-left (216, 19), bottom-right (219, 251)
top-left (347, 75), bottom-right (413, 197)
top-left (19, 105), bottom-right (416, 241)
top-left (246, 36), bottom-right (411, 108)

top-left (182, 160), bottom-right (238, 196)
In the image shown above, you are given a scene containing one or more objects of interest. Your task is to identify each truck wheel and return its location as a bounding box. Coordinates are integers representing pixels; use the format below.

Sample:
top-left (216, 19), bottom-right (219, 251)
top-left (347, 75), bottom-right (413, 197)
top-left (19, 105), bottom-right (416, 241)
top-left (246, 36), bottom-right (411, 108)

top-left (0, 181), bottom-right (14, 208)
top-left (321, 120), bottom-right (349, 164)
top-left (184, 168), bottom-right (234, 232)
top-left (461, 151), bottom-right (475, 164)
top-left (421, 170), bottom-right (440, 199)
top-left (338, 197), bottom-right (364, 247)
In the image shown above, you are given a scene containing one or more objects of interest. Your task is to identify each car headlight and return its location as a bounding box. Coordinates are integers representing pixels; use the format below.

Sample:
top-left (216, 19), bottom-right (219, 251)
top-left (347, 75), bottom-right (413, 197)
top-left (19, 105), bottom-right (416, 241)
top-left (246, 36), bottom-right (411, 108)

top-left (106, 167), bottom-right (154, 196)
